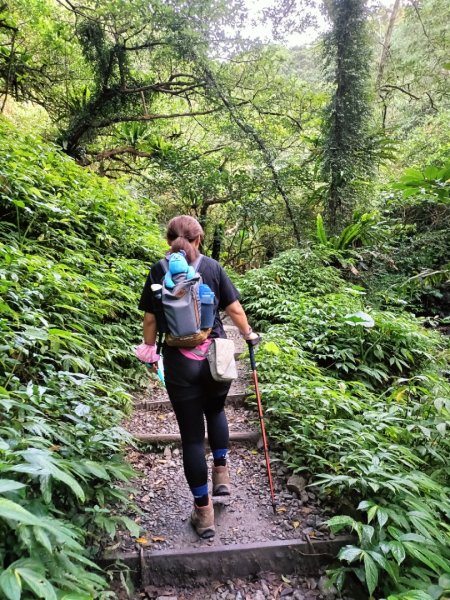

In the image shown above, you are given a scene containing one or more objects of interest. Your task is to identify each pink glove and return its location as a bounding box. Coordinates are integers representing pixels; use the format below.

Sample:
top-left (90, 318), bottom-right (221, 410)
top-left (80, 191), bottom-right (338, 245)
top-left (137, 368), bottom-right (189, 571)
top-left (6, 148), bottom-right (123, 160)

top-left (134, 343), bottom-right (160, 364)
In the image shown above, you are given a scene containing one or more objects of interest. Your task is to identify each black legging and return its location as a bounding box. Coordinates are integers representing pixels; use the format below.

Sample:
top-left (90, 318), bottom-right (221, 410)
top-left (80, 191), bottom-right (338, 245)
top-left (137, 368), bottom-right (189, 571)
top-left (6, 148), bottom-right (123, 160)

top-left (163, 346), bottom-right (231, 489)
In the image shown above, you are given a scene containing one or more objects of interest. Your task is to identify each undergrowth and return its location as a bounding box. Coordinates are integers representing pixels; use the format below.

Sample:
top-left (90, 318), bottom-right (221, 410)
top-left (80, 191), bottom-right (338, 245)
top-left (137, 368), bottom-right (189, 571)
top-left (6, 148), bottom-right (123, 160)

top-left (0, 118), bottom-right (164, 599)
top-left (240, 250), bottom-right (450, 600)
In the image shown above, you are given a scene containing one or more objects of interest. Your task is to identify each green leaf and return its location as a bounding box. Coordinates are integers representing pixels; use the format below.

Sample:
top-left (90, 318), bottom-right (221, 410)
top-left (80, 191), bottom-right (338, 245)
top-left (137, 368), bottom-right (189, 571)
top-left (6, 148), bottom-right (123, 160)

top-left (403, 543), bottom-right (450, 574)
top-left (427, 585), bottom-right (444, 600)
top-left (0, 480), bottom-right (27, 494)
top-left (33, 527), bottom-right (53, 553)
top-left (368, 551), bottom-right (397, 582)
top-left (0, 570), bottom-right (22, 600)
top-left (339, 545), bottom-right (362, 563)
top-left (377, 508), bottom-right (388, 529)
top-left (118, 515), bottom-right (140, 537)
top-left (361, 524), bottom-right (375, 545)
top-left (0, 498), bottom-right (41, 526)
top-left (363, 552), bottom-right (379, 596)
top-left (327, 515), bottom-right (355, 532)
top-left (367, 504), bottom-right (378, 523)
top-left (390, 541), bottom-right (406, 565)
top-left (263, 341), bottom-right (280, 355)
top-left (388, 592), bottom-right (434, 600)
top-left (316, 214), bottom-right (328, 245)
top-left (344, 311), bottom-right (375, 328)
top-left (17, 568), bottom-right (57, 600)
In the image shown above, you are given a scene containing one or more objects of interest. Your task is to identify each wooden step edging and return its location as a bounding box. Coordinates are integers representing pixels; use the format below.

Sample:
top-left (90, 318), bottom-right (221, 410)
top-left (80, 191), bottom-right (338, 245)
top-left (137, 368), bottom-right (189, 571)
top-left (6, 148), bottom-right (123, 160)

top-left (133, 430), bottom-right (260, 444)
top-left (134, 391), bottom-right (248, 412)
top-left (99, 535), bottom-right (353, 586)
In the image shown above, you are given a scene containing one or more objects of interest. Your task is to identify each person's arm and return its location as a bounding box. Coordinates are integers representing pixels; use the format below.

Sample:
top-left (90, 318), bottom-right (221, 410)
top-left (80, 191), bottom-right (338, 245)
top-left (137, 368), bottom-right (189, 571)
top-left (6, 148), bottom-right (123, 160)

top-left (225, 300), bottom-right (259, 342)
top-left (143, 312), bottom-right (157, 345)
top-left (135, 312), bottom-right (159, 363)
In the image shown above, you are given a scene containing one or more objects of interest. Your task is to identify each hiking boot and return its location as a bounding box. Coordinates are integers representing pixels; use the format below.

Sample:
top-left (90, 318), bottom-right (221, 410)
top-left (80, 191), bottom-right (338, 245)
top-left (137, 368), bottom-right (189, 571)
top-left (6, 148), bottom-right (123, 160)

top-left (212, 465), bottom-right (231, 496)
top-left (191, 498), bottom-right (215, 539)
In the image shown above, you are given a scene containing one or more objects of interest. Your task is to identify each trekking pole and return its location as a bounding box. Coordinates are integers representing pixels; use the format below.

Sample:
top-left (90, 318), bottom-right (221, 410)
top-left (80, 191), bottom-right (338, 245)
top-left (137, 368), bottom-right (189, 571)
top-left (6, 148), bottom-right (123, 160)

top-left (247, 341), bottom-right (277, 514)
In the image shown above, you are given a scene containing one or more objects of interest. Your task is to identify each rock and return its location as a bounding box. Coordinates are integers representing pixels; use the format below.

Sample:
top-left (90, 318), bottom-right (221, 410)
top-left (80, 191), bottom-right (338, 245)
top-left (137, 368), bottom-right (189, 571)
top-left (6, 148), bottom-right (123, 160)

top-left (300, 491), bottom-right (309, 504)
top-left (254, 591), bottom-right (265, 600)
top-left (235, 592), bottom-right (243, 600)
top-left (163, 447), bottom-right (172, 459)
top-left (318, 576), bottom-right (337, 597)
top-left (156, 596), bottom-right (178, 600)
top-left (306, 578), bottom-right (318, 590)
top-left (287, 474), bottom-right (307, 495)
top-left (261, 581), bottom-right (270, 597)
top-left (292, 592), bottom-right (305, 600)
top-left (172, 448), bottom-right (180, 457)
top-left (280, 588), bottom-right (294, 598)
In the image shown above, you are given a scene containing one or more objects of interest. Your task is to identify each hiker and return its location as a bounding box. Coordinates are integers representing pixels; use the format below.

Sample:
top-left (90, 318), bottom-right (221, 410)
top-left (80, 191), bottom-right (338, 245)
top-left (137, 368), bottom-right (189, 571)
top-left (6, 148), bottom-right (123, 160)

top-left (135, 215), bottom-right (260, 539)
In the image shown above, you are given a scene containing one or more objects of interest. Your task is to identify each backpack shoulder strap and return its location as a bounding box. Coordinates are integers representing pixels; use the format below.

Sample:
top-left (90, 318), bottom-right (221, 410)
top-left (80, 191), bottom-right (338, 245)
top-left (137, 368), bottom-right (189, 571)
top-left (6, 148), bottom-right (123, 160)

top-left (160, 258), bottom-right (169, 274)
top-left (149, 259), bottom-right (168, 285)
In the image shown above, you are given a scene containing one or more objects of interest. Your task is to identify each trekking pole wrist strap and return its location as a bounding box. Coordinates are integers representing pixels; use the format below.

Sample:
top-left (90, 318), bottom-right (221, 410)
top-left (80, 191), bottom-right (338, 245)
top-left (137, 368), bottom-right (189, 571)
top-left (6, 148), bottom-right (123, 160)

top-left (241, 326), bottom-right (253, 339)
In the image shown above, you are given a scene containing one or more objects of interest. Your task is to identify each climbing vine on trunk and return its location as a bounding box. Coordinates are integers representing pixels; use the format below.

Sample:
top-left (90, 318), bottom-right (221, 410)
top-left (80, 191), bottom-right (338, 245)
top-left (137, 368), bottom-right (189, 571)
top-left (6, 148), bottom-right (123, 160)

top-left (322, 0), bottom-right (373, 234)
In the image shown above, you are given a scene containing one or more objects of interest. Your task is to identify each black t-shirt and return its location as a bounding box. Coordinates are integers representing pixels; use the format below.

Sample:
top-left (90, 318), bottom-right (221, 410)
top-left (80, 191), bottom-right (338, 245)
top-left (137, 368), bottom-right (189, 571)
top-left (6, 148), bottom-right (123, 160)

top-left (138, 255), bottom-right (240, 338)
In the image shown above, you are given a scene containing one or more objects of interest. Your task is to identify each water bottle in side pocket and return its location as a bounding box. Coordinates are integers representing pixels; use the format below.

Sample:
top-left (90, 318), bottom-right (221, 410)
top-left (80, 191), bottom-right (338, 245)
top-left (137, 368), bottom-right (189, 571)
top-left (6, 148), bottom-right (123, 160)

top-left (199, 284), bottom-right (215, 329)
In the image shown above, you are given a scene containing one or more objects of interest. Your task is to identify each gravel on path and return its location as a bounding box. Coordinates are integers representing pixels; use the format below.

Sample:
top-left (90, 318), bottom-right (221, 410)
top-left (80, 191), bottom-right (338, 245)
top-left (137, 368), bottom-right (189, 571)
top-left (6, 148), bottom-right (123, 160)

top-left (128, 570), bottom-right (341, 600)
top-left (111, 444), bottom-right (332, 554)
top-left (126, 404), bottom-right (256, 436)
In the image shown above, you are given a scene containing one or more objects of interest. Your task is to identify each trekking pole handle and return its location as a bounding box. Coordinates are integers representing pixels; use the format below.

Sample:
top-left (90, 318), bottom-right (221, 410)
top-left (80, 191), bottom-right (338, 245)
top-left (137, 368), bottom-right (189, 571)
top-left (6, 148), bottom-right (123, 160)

top-left (247, 342), bottom-right (257, 371)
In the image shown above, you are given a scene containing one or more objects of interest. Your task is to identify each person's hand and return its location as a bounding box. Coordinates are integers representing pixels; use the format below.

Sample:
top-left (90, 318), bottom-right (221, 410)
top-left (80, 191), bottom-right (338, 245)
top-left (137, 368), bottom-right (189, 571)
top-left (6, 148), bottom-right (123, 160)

top-left (134, 343), bottom-right (160, 364)
top-left (243, 329), bottom-right (261, 347)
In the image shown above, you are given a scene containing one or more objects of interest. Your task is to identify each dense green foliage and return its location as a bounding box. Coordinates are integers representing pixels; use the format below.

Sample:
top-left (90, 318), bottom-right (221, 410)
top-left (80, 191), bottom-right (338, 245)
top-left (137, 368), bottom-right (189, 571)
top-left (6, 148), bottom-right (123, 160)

top-left (0, 119), bottom-right (163, 598)
top-left (239, 250), bottom-right (450, 599)
top-left (358, 163), bottom-right (450, 317)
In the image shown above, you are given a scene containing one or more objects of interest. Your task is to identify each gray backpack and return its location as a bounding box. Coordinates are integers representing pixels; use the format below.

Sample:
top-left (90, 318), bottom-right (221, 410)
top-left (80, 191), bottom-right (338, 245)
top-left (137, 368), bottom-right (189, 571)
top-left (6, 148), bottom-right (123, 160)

top-left (159, 255), bottom-right (212, 347)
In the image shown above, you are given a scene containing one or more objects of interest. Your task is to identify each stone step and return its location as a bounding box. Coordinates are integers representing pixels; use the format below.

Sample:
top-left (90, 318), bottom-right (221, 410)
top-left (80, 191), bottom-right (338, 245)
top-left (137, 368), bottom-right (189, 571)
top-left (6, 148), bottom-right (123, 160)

top-left (134, 391), bottom-right (248, 411)
top-left (133, 430), bottom-right (260, 444)
top-left (100, 536), bottom-right (352, 587)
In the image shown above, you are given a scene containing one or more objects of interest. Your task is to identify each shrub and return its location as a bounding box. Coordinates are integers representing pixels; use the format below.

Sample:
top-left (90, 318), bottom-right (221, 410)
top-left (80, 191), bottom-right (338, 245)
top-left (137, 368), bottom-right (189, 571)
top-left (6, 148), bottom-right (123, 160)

top-left (0, 118), bottom-right (164, 598)
top-left (241, 252), bottom-right (450, 599)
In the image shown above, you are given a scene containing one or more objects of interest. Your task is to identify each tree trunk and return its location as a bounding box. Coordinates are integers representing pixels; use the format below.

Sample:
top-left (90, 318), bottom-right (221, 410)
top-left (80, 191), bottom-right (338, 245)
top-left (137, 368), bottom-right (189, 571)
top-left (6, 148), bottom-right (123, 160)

top-left (211, 223), bottom-right (223, 261)
top-left (376, 0), bottom-right (401, 91)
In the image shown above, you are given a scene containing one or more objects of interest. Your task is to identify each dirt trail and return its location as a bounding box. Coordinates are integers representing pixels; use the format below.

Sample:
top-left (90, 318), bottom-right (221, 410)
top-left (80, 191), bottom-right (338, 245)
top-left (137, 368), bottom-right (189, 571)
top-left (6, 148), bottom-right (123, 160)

top-left (113, 325), bottom-right (341, 600)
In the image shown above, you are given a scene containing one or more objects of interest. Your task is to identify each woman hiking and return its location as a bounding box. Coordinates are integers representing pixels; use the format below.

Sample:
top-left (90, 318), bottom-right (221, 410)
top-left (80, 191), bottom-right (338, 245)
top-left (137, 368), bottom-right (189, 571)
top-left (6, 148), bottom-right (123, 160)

top-left (135, 215), bottom-right (260, 539)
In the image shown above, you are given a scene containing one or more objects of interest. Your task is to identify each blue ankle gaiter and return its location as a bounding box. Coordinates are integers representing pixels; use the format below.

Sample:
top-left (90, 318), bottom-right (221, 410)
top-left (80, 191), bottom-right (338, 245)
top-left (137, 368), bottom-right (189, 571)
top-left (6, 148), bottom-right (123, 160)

top-left (212, 448), bottom-right (228, 467)
top-left (191, 483), bottom-right (209, 507)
